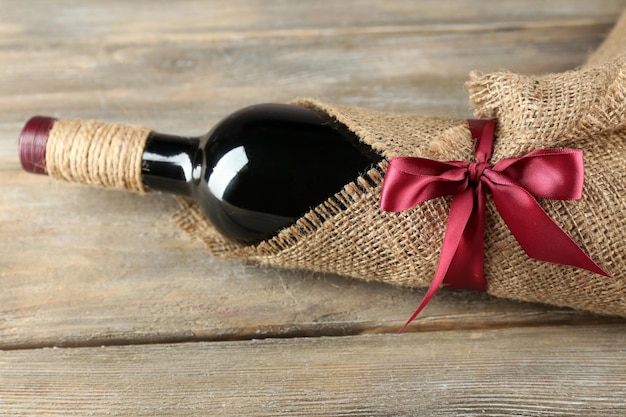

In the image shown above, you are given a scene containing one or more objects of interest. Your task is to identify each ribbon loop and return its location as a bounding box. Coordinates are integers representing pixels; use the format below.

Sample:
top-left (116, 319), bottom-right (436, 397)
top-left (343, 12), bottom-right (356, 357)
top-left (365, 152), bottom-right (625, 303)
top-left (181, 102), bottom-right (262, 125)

top-left (380, 119), bottom-right (611, 332)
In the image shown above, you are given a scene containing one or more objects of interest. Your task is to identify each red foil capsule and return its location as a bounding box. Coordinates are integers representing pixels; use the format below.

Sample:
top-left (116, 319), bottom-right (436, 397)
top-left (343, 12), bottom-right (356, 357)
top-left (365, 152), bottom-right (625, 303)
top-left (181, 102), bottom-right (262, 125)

top-left (19, 116), bottom-right (57, 175)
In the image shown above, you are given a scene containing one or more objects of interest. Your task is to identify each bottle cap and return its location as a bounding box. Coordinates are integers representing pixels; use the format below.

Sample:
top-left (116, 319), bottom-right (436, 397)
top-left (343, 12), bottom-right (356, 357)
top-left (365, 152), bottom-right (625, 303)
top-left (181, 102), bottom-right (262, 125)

top-left (18, 116), bottom-right (56, 175)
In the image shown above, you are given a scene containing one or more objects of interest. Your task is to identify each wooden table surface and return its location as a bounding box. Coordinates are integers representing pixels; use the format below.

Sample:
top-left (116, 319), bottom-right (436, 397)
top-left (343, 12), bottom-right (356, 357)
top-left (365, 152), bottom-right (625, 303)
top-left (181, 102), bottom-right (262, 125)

top-left (2, 1), bottom-right (626, 415)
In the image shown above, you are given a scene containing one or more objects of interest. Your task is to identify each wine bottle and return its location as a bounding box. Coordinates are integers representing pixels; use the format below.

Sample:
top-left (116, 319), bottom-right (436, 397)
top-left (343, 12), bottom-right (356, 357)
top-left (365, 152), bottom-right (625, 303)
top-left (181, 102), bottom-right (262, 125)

top-left (18, 103), bottom-right (382, 244)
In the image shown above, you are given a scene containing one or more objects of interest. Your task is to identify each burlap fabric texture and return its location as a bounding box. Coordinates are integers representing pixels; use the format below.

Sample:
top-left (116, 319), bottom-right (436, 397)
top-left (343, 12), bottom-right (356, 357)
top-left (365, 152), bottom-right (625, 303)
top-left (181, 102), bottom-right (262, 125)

top-left (172, 45), bottom-right (626, 318)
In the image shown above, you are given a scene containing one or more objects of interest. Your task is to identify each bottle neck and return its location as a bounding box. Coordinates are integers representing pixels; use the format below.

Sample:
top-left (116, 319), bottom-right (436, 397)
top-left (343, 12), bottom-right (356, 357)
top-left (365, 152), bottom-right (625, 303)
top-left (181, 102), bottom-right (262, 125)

top-left (141, 132), bottom-right (202, 197)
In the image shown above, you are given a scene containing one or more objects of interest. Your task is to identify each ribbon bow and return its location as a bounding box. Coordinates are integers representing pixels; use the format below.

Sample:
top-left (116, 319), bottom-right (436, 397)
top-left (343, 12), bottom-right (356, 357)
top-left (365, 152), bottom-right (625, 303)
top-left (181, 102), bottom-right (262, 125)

top-left (380, 119), bottom-right (610, 332)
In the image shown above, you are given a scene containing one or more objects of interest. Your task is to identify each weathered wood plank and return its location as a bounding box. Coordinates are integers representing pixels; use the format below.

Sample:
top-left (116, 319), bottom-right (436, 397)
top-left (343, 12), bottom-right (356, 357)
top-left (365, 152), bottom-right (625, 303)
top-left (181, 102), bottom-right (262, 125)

top-left (1, 325), bottom-right (625, 416)
top-left (0, 0), bottom-right (622, 128)
top-left (1, 0), bottom-right (625, 349)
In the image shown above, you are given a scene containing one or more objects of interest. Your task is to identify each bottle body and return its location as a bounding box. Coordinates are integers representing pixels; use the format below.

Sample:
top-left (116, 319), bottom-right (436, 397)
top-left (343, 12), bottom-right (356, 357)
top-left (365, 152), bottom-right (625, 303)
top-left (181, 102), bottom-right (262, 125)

top-left (141, 103), bottom-right (382, 243)
top-left (20, 103), bottom-right (382, 244)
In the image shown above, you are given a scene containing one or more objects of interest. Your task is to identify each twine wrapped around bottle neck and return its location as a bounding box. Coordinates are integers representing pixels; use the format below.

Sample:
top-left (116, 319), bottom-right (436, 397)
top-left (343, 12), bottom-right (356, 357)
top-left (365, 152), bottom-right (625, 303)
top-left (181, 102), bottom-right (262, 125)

top-left (46, 119), bottom-right (151, 193)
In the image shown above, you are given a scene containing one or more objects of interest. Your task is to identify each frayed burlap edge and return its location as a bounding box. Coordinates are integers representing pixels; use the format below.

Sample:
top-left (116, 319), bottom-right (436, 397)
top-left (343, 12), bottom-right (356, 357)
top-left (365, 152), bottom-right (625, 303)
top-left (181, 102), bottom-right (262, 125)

top-left (466, 55), bottom-right (626, 161)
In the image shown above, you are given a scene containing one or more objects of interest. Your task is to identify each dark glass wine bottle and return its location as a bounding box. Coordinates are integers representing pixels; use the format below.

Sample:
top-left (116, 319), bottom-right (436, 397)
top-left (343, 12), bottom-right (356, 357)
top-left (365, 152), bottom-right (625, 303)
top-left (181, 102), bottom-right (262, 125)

top-left (19, 103), bottom-right (382, 244)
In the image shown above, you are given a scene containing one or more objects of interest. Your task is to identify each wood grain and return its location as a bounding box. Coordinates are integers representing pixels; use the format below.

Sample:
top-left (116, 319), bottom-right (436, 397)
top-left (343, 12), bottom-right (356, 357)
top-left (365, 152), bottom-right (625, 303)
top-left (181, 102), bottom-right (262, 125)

top-left (0, 0), bottom-right (621, 128)
top-left (2, 2), bottom-right (626, 414)
top-left (1, 325), bottom-right (625, 416)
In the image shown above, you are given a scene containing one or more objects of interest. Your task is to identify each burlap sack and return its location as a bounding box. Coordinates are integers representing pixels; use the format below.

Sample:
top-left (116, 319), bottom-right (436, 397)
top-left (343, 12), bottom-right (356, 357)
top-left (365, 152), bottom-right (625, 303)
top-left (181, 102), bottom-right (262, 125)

top-left (174, 14), bottom-right (626, 318)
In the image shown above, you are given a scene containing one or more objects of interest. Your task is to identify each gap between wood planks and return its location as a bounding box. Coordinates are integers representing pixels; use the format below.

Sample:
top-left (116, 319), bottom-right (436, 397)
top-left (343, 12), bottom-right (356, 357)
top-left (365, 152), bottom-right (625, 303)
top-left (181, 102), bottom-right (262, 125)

top-left (96, 18), bottom-right (616, 45)
top-left (4, 311), bottom-right (624, 351)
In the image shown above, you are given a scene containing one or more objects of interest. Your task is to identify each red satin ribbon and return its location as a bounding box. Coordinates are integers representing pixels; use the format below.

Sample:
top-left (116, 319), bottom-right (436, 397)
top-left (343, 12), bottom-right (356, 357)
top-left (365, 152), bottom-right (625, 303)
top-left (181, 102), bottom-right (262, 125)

top-left (380, 119), bottom-right (610, 332)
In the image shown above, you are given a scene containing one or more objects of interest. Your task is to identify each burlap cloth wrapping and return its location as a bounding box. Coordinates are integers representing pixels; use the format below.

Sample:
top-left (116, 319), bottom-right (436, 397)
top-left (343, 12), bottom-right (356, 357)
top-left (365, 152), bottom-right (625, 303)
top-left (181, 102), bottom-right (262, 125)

top-left (174, 14), bottom-right (626, 318)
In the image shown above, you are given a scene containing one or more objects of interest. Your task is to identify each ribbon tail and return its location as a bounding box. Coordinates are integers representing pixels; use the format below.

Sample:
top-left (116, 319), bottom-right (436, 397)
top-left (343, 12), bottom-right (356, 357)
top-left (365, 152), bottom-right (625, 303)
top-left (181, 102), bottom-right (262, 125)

top-left (398, 189), bottom-right (476, 333)
top-left (444, 183), bottom-right (488, 291)
top-left (489, 181), bottom-right (611, 278)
